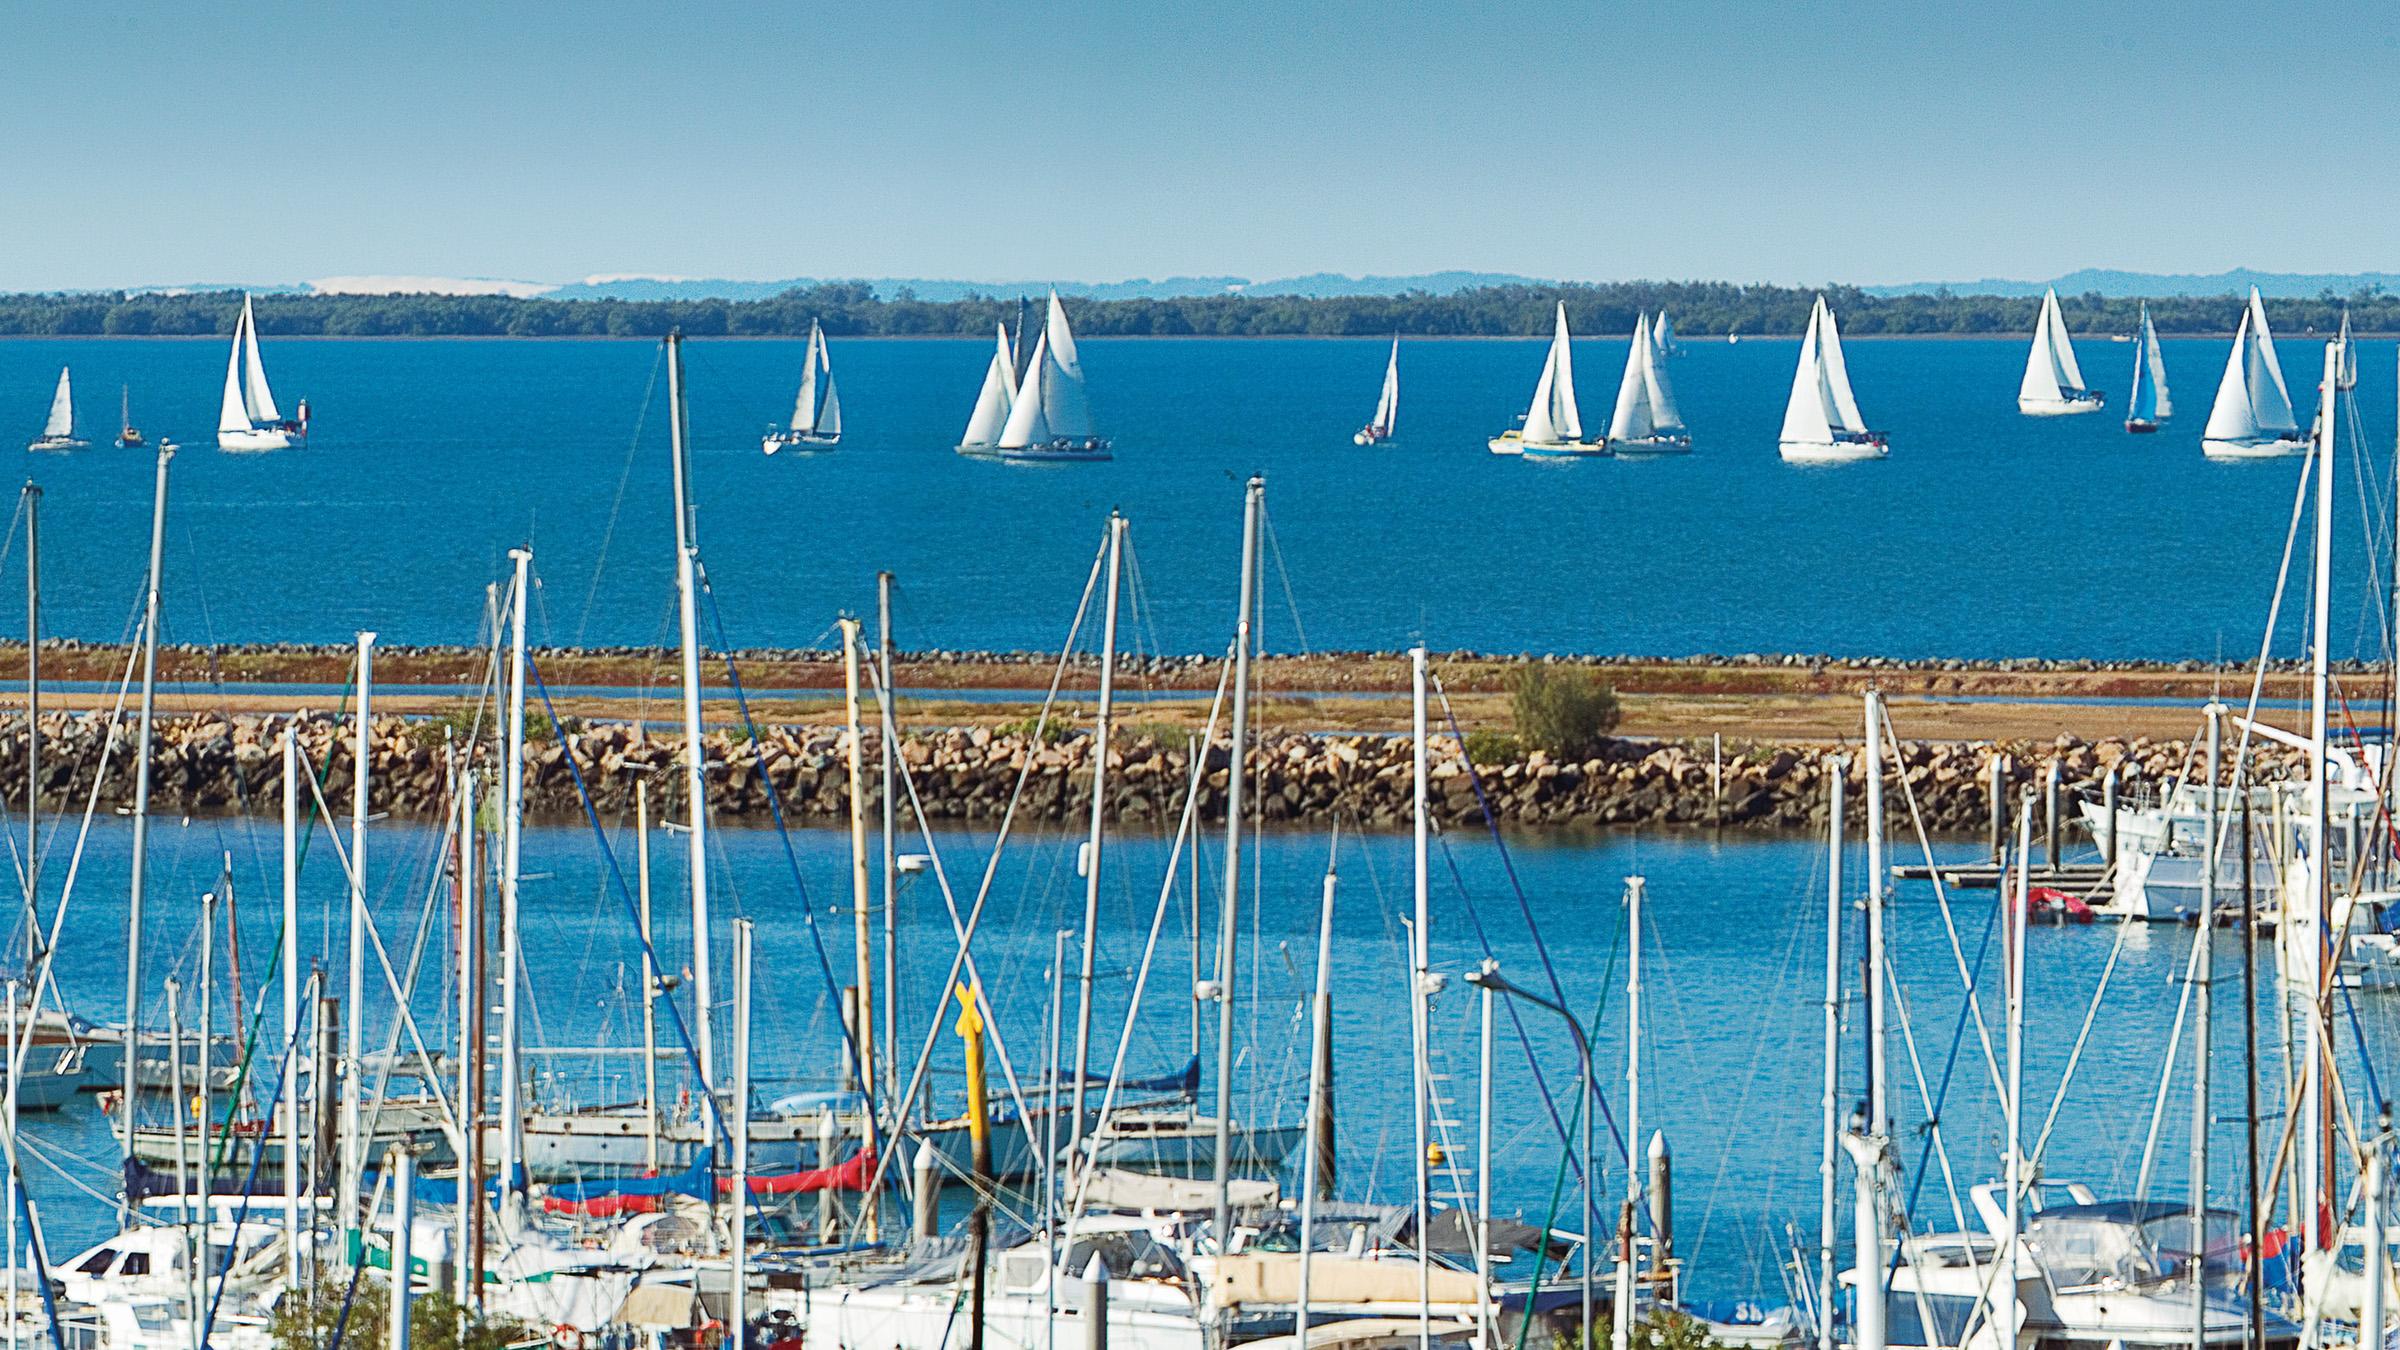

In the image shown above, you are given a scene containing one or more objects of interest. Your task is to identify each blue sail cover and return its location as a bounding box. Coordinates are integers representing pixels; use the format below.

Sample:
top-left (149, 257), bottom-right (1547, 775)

top-left (543, 1153), bottom-right (714, 1204)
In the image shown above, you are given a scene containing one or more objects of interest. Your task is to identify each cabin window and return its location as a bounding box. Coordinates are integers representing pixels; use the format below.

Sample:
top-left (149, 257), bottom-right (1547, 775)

top-left (75, 1250), bottom-right (113, 1276)
top-left (121, 1253), bottom-right (151, 1276)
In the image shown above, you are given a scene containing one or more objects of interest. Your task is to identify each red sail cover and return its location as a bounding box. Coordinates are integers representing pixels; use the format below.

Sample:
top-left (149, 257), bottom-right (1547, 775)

top-left (720, 1150), bottom-right (877, 1196)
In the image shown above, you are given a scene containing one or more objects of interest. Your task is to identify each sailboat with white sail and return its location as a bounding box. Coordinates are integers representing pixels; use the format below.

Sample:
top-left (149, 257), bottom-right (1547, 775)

top-left (2124, 304), bottom-right (2171, 434)
top-left (2017, 288), bottom-right (2103, 415)
top-left (114, 385), bottom-right (144, 449)
top-left (2337, 307), bottom-right (2358, 390)
top-left (1489, 303), bottom-right (1606, 456)
top-left (1353, 337), bottom-right (1399, 445)
top-left (1778, 295), bottom-right (1886, 463)
top-left (1606, 314), bottom-right (1689, 455)
top-left (957, 321), bottom-right (1019, 453)
top-left (762, 319), bottom-right (842, 453)
top-left (216, 295), bottom-right (307, 451)
top-left (27, 368), bottom-right (84, 451)
top-left (995, 291), bottom-right (1111, 461)
top-left (2200, 288), bottom-right (2306, 460)
top-left (1652, 310), bottom-right (1678, 355)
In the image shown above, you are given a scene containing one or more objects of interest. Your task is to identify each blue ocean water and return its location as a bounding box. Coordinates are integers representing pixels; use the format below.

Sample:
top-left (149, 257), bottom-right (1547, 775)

top-left (0, 333), bottom-right (2382, 660)
top-left (19, 812), bottom-right (2377, 1305)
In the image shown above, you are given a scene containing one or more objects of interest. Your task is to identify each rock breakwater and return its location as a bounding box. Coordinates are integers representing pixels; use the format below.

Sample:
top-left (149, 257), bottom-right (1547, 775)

top-left (0, 710), bottom-right (2298, 834)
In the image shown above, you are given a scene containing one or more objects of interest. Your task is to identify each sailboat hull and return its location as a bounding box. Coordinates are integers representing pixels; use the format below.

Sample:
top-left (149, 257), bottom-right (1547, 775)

top-left (2201, 435), bottom-right (2309, 460)
top-left (761, 431), bottom-right (840, 454)
top-left (217, 428), bottom-right (294, 452)
top-left (26, 436), bottom-right (87, 452)
top-left (1508, 437), bottom-right (1610, 458)
top-left (2124, 419), bottom-right (2165, 434)
top-left (1779, 437), bottom-right (1888, 464)
top-left (996, 439), bottom-right (1113, 463)
top-left (1353, 427), bottom-right (1394, 447)
top-left (1609, 434), bottom-right (1691, 456)
top-left (2018, 393), bottom-right (2106, 416)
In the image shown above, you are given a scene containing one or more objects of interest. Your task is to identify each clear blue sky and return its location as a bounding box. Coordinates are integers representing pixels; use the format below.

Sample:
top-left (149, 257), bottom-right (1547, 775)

top-left (7, 0), bottom-right (2396, 291)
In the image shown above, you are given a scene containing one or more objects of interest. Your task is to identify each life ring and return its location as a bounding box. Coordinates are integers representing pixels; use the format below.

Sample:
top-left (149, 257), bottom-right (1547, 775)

top-left (552, 1324), bottom-right (585, 1350)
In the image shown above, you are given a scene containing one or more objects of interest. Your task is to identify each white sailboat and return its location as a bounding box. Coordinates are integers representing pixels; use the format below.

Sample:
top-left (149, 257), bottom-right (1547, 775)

top-left (1778, 295), bottom-right (1887, 463)
top-left (995, 291), bottom-right (1110, 461)
top-left (1489, 302), bottom-right (1606, 456)
top-left (957, 321), bottom-right (1019, 453)
top-left (1652, 310), bottom-right (1677, 355)
top-left (1606, 314), bottom-right (1690, 455)
top-left (762, 319), bottom-right (842, 452)
top-left (113, 384), bottom-right (144, 449)
top-left (2017, 288), bottom-right (2104, 415)
top-left (2125, 304), bottom-right (2171, 433)
top-left (2200, 288), bottom-right (2307, 459)
top-left (27, 367), bottom-right (84, 451)
top-left (216, 294), bottom-right (306, 451)
top-left (1353, 336), bottom-right (1399, 445)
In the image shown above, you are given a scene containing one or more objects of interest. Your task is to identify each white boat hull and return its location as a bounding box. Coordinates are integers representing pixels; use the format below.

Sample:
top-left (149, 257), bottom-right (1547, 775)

top-left (1779, 437), bottom-right (1887, 463)
top-left (1513, 440), bottom-right (1610, 458)
top-left (1609, 434), bottom-right (1691, 456)
top-left (26, 436), bottom-right (87, 452)
top-left (218, 428), bottom-right (294, 452)
top-left (763, 431), bottom-right (840, 454)
top-left (2018, 393), bottom-right (2105, 416)
top-left (1485, 434), bottom-right (1524, 456)
top-left (772, 1276), bottom-right (1202, 1350)
top-left (1353, 429), bottom-right (1393, 447)
top-left (996, 438), bottom-right (1113, 463)
top-left (2203, 435), bottom-right (2310, 460)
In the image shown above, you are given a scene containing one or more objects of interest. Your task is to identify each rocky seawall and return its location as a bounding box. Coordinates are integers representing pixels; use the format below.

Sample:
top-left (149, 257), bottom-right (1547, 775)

top-left (0, 710), bottom-right (2299, 834)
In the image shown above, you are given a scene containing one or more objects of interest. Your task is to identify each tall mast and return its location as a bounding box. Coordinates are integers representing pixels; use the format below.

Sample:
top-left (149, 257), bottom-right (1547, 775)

top-left (2005, 808), bottom-right (2030, 1350)
top-left (454, 759), bottom-right (479, 1309)
top-left (120, 444), bottom-right (171, 1200)
top-left (666, 331), bottom-right (718, 1132)
top-left (2194, 701), bottom-right (2221, 1350)
top-left (839, 616), bottom-right (878, 1238)
top-left (877, 571), bottom-right (898, 1111)
top-left (1864, 690), bottom-right (1887, 1136)
top-left (637, 783), bottom-right (660, 1171)
top-left (342, 630), bottom-right (374, 1245)
top-left (1068, 514), bottom-right (1125, 1193)
top-left (19, 482), bottom-right (35, 974)
top-left (2300, 340), bottom-right (2338, 1259)
top-left (1211, 477), bottom-right (1263, 1248)
top-left (281, 728), bottom-right (301, 1293)
top-left (730, 918), bottom-right (754, 1350)
top-left (1297, 853), bottom-right (1337, 1350)
top-left (1410, 643), bottom-right (1432, 1350)
top-left (1818, 760), bottom-right (1845, 1350)
top-left (1613, 877), bottom-right (1647, 1350)
top-left (497, 547), bottom-right (532, 1217)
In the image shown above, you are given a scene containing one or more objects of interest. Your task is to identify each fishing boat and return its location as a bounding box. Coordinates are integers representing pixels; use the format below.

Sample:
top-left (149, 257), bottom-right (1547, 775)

top-left (995, 291), bottom-right (1111, 461)
top-left (216, 295), bottom-right (307, 451)
top-left (1606, 314), bottom-right (1690, 455)
top-left (762, 319), bottom-right (842, 453)
top-left (1777, 296), bottom-right (1886, 463)
top-left (1352, 337), bottom-right (1399, 445)
top-left (2124, 304), bottom-right (2171, 433)
top-left (1489, 303), bottom-right (1606, 457)
top-left (2200, 288), bottom-right (2306, 459)
top-left (957, 321), bottom-right (1018, 453)
top-left (27, 368), bottom-right (84, 451)
top-left (2017, 288), bottom-right (2103, 415)
top-left (113, 385), bottom-right (144, 448)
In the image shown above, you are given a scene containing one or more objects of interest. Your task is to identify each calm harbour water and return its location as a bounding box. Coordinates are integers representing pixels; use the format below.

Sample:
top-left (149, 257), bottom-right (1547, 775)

top-left (0, 332), bottom-right (2386, 661)
top-left (19, 813), bottom-right (2388, 1306)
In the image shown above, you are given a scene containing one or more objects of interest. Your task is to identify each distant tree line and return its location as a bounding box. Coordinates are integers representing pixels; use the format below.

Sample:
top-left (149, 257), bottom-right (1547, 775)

top-left (0, 282), bottom-right (2385, 339)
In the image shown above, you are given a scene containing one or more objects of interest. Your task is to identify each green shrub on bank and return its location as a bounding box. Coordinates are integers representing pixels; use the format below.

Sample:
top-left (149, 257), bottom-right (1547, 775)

top-left (1508, 668), bottom-right (1620, 761)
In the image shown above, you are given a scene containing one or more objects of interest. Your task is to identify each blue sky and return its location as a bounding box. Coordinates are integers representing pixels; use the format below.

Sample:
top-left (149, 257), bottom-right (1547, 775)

top-left (5, 0), bottom-right (2396, 290)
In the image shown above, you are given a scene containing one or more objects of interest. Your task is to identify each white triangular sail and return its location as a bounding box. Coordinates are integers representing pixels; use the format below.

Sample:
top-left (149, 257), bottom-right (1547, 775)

top-left (239, 294), bottom-right (280, 424)
top-left (997, 332), bottom-right (1054, 450)
top-left (1642, 319), bottom-right (1683, 433)
top-left (41, 368), bottom-right (73, 439)
top-left (2204, 309), bottom-right (2262, 442)
top-left (2241, 288), bottom-right (2298, 435)
top-left (816, 376), bottom-right (841, 438)
top-left (2045, 291), bottom-right (2087, 392)
top-left (1038, 291), bottom-right (1095, 439)
top-left (791, 321), bottom-right (824, 433)
top-left (961, 322), bottom-right (1018, 448)
top-left (1780, 303), bottom-right (1835, 445)
top-left (2339, 309), bottom-right (2358, 390)
top-left (1653, 311), bottom-right (1676, 353)
top-left (2129, 306), bottom-right (2170, 423)
top-left (1608, 316), bottom-right (1656, 441)
top-left (1370, 337), bottom-right (1399, 435)
top-left (1521, 303), bottom-right (1581, 443)
top-left (1815, 298), bottom-right (1868, 433)
top-left (219, 308), bottom-right (254, 435)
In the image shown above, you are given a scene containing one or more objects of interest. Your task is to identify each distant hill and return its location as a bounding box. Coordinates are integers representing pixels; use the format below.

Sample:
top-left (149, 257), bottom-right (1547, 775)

top-left (1867, 267), bottom-right (2400, 299)
top-left (537, 271), bottom-right (1548, 302)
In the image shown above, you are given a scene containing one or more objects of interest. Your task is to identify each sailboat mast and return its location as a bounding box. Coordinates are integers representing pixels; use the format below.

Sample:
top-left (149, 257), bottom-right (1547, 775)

top-left (2301, 340), bottom-right (2338, 1258)
top-left (281, 729), bottom-right (302, 1294)
top-left (1211, 477), bottom-right (1263, 1248)
top-left (877, 572), bottom-right (898, 1114)
top-left (1613, 877), bottom-right (1646, 1350)
top-left (1069, 515), bottom-right (1126, 1193)
top-left (2194, 701), bottom-right (2221, 1350)
top-left (497, 547), bottom-right (532, 1215)
top-left (19, 482), bottom-right (35, 973)
top-left (120, 445), bottom-right (171, 1206)
top-left (342, 631), bottom-right (374, 1243)
top-left (1817, 760), bottom-right (1844, 1350)
top-left (666, 332), bottom-right (718, 1130)
top-left (1297, 852), bottom-right (1337, 1350)
top-left (637, 783), bottom-right (660, 1171)
top-left (1410, 643), bottom-right (1432, 1350)
top-left (840, 616), bottom-right (879, 1238)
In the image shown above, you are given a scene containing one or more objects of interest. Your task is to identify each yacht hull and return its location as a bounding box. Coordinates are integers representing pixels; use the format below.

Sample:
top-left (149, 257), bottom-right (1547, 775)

top-left (218, 428), bottom-right (294, 452)
top-left (2019, 394), bottom-right (2105, 416)
top-left (996, 440), bottom-right (1113, 463)
top-left (762, 432), bottom-right (840, 454)
top-left (2124, 419), bottom-right (2164, 434)
top-left (1609, 434), bottom-right (1691, 456)
top-left (2202, 435), bottom-right (2310, 460)
top-left (1514, 440), bottom-right (1611, 459)
top-left (1779, 438), bottom-right (1887, 463)
top-left (26, 436), bottom-right (87, 452)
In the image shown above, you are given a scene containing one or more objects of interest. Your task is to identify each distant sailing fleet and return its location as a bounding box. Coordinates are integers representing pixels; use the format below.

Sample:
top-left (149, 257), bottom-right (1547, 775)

top-left (18, 286), bottom-right (2361, 464)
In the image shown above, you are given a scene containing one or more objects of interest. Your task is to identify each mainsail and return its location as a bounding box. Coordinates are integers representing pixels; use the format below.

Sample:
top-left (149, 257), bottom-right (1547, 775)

top-left (219, 310), bottom-right (254, 435)
top-left (791, 321), bottom-right (826, 433)
top-left (996, 332), bottom-right (1054, 449)
top-left (2020, 289), bottom-right (2089, 402)
top-left (1780, 303), bottom-right (1834, 445)
top-left (961, 322), bottom-right (1018, 447)
top-left (1815, 298), bottom-right (1867, 433)
top-left (816, 377), bottom-right (841, 439)
top-left (2206, 288), bottom-right (2298, 442)
top-left (2128, 305), bottom-right (2171, 423)
top-left (1609, 316), bottom-right (1656, 441)
top-left (1369, 337), bottom-right (1399, 436)
top-left (239, 294), bottom-right (280, 424)
top-left (1037, 291), bottom-right (1095, 438)
top-left (1521, 303), bottom-right (1582, 443)
top-left (42, 368), bottom-right (72, 439)
top-left (1652, 311), bottom-right (1676, 353)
